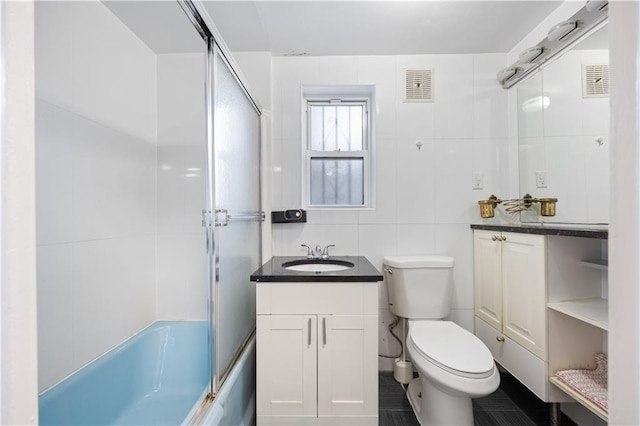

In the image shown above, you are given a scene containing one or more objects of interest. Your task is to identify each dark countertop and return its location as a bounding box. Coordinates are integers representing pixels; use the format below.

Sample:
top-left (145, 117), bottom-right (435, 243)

top-left (470, 223), bottom-right (608, 239)
top-left (251, 256), bottom-right (383, 282)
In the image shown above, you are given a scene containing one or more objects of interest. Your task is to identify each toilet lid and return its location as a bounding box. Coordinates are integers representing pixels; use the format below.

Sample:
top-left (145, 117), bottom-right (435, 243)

top-left (409, 321), bottom-right (495, 379)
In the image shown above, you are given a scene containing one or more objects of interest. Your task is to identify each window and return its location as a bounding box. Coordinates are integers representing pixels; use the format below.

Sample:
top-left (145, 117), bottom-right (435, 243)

top-left (302, 86), bottom-right (375, 208)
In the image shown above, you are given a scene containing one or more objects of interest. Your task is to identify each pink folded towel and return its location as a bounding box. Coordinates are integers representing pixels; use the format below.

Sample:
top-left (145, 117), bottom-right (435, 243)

top-left (555, 353), bottom-right (608, 412)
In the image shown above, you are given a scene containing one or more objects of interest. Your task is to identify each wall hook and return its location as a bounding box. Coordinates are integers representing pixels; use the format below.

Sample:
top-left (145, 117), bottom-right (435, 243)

top-left (416, 140), bottom-right (423, 151)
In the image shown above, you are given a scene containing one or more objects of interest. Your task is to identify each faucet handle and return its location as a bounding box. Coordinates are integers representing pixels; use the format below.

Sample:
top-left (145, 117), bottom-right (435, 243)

top-left (301, 244), bottom-right (313, 258)
top-left (322, 244), bottom-right (335, 259)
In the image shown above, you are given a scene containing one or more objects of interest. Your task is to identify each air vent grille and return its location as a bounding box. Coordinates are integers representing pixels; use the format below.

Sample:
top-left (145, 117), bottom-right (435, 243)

top-left (405, 69), bottom-right (433, 102)
top-left (583, 64), bottom-right (609, 98)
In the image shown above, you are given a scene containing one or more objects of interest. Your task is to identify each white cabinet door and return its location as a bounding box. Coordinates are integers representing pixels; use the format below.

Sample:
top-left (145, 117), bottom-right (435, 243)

top-left (473, 230), bottom-right (503, 331)
top-left (317, 315), bottom-right (378, 418)
top-left (257, 315), bottom-right (317, 417)
top-left (501, 233), bottom-right (547, 360)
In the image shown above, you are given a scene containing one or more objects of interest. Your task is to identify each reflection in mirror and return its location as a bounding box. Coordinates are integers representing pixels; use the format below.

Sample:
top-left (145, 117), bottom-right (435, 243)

top-left (518, 23), bottom-right (609, 224)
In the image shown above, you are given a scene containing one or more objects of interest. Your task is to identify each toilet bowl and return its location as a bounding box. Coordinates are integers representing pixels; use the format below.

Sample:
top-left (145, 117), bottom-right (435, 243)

top-left (382, 255), bottom-right (499, 426)
top-left (405, 321), bottom-right (499, 426)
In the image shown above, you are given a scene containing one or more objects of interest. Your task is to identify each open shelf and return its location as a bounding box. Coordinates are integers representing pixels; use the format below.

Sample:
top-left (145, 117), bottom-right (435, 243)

top-left (547, 298), bottom-right (608, 330)
top-left (550, 376), bottom-right (608, 422)
top-left (581, 259), bottom-right (608, 270)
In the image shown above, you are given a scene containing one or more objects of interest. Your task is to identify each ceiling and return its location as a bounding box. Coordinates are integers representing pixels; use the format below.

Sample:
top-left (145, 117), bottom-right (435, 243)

top-left (104, 1), bottom-right (565, 56)
top-left (202, 1), bottom-right (564, 56)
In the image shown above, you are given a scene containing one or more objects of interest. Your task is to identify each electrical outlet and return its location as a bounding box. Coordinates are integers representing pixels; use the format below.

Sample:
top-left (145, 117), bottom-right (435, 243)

top-left (472, 172), bottom-right (484, 190)
top-left (536, 171), bottom-right (548, 188)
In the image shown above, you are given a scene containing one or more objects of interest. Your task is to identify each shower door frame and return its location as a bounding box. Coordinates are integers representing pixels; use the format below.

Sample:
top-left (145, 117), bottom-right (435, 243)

top-left (209, 43), bottom-right (263, 394)
top-left (178, 0), bottom-right (263, 399)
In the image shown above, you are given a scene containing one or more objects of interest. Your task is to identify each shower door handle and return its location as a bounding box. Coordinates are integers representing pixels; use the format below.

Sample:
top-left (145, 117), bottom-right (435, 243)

top-left (308, 317), bottom-right (312, 347)
top-left (214, 209), bottom-right (265, 226)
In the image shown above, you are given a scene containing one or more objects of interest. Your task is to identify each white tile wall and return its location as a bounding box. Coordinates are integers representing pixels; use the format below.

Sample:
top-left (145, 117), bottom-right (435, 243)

top-left (157, 54), bottom-right (206, 147)
top-left (155, 53), bottom-right (208, 321)
top-left (156, 234), bottom-right (208, 320)
top-left (396, 138), bottom-right (435, 224)
top-left (71, 2), bottom-right (157, 145)
top-left (357, 56), bottom-right (398, 139)
top-left (262, 53), bottom-right (510, 371)
top-left (433, 55), bottom-right (474, 139)
top-left (36, 244), bottom-right (74, 390)
top-left (72, 114), bottom-right (156, 242)
top-left (35, 1), bottom-right (158, 391)
top-left (72, 236), bottom-right (156, 367)
top-left (472, 54), bottom-right (509, 139)
top-left (36, 107), bottom-right (158, 391)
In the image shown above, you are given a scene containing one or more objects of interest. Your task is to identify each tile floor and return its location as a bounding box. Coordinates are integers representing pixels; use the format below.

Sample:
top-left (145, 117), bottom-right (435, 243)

top-left (379, 371), bottom-right (578, 426)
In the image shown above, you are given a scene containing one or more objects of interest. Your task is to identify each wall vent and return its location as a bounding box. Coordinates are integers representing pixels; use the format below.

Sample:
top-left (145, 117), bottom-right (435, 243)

top-left (582, 64), bottom-right (609, 98)
top-left (404, 69), bottom-right (434, 102)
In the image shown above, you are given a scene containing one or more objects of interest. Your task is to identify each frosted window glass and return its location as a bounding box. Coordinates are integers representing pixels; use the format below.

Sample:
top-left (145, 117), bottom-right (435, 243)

top-left (213, 49), bottom-right (261, 384)
top-left (309, 105), bottom-right (364, 151)
top-left (310, 158), bottom-right (364, 205)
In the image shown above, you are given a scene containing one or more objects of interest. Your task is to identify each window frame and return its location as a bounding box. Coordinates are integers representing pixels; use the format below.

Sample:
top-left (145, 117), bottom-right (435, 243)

top-left (302, 93), bottom-right (374, 210)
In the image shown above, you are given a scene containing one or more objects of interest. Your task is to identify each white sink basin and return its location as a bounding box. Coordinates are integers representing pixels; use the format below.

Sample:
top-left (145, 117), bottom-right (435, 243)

top-left (282, 259), bottom-right (355, 272)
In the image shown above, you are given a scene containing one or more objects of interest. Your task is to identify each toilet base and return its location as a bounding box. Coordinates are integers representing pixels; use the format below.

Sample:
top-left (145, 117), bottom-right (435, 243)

top-left (406, 377), bottom-right (473, 426)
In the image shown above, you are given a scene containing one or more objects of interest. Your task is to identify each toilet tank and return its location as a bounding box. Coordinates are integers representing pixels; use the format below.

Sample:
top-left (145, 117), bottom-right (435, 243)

top-left (383, 255), bottom-right (454, 320)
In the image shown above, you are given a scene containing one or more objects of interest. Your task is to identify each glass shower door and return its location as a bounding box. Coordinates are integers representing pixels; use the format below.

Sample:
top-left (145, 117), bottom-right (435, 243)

top-left (211, 45), bottom-right (262, 388)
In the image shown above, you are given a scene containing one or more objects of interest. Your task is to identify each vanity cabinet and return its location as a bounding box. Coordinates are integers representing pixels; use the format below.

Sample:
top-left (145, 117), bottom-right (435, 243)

top-left (473, 226), bottom-right (608, 422)
top-left (256, 281), bottom-right (378, 425)
top-left (473, 230), bottom-right (546, 360)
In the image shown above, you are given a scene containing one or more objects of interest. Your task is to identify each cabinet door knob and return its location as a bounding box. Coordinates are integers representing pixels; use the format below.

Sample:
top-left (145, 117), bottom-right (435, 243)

top-left (501, 235), bottom-right (507, 241)
top-left (496, 336), bottom-right (505, 342)
top-left (491, 235), bottom-right (498, 241)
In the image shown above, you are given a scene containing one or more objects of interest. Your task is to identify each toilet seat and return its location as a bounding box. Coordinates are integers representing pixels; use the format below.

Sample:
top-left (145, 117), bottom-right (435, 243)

top-left (409, 321), bottom-right (495, 379)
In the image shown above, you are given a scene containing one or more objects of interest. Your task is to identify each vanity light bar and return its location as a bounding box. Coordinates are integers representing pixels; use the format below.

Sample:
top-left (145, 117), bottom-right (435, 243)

top-left (547, 20), bottom-right (578, 42)
top-left (586, 0), bottom-right (608, 12)
top-left (497, 67), bottom-right (520, 85)
top-left (498, 2), bottom-right (608, 89)
top-left (519, 47), bottom-right (544, 64)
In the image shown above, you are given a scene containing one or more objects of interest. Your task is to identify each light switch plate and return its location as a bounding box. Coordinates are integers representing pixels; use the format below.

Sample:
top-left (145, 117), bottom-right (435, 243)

top-left (536, 171), bottom-right (548, 188)
top-left (473, 172), bottom-right (484, 190)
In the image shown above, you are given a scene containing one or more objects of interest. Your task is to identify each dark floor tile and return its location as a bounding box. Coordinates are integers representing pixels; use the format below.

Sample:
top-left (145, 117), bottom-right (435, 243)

top-left (379, 410), bottom-right (420, 426)
top-left (473, 388), bottom-right (520, 412)
top-left (379, 371), bottom-right (579, 426)
top-left (379, 373), bottom-right (413, 411)
top-left (496, 372), bottom-right (577, 426)
top-left (473, 410), bottom-right (537, 426)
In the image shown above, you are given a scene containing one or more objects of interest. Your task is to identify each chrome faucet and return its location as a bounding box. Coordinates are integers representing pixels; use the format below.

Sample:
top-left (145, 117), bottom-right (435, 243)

top-left (301, 244), bottom-right (335, 259)
top-left (321, 245), bottom-right (335, 259)
top-left (301, 244), bottom-right (314, 258)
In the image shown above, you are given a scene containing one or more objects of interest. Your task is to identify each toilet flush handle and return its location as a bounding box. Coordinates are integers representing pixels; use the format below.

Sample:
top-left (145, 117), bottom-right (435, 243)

top-left (496, 336), bottom-right (505, 342)
top-left (383, 267), bottom-right (393, 274)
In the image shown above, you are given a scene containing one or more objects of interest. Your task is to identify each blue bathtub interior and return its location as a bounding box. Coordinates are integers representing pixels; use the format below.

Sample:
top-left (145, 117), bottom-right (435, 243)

top-left (39, 321), bottom-right (209, 426)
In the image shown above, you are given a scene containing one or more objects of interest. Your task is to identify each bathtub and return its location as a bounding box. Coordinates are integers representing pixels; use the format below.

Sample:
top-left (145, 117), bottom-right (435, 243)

top-left (39, 321), bottom-right (209, 425)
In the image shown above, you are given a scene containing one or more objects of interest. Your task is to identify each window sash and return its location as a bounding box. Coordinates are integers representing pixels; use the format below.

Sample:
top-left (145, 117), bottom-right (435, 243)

top-left (306, 100), bottom-right (369, 151)
top-left (304, 98), bottom-right (372, 209)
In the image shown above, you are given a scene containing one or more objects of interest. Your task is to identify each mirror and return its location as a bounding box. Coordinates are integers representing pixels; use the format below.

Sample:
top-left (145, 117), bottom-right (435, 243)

top-left (518, 23), bottom-right (609, 224)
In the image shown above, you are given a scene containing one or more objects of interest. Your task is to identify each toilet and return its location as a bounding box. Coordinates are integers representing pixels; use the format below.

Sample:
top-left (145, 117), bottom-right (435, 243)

top-left (383, 255), bottom-right (499, 426)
